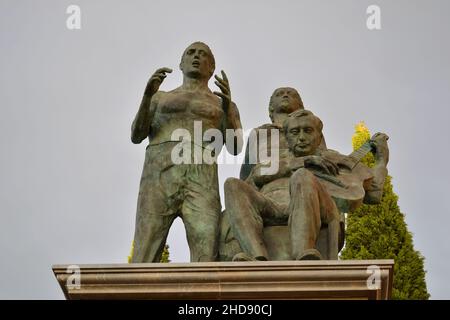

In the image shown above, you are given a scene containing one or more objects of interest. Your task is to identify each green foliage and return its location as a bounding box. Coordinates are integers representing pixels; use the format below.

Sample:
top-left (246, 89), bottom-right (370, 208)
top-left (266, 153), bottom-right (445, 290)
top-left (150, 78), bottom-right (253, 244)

top-left (127, 241), bottom-right (171, 263)
top-left (352, 122), bottom-right (375, 166)
top-left (160, 244), bottom-right (171, 263)
top-left (127, 241), bottom-right (134, 263)
top-left (341, 122), bottom-right (429, 300)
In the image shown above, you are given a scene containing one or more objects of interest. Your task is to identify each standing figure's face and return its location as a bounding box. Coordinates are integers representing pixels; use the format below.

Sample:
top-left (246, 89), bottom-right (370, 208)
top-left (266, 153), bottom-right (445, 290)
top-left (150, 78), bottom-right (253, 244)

top-left (285, 116), bottom-right (322, 157)
top-left (180, 43), bottom-right (214, 80)
top-left (271, 87), bottom-right (303, 115)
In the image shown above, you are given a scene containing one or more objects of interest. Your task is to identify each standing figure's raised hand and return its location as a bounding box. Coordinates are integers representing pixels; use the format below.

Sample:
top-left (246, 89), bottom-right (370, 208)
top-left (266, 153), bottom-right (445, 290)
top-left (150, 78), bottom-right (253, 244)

top-left (213, 70), bottom-right (232, 112)
top-left (145, 67), bottom-right (173, 96)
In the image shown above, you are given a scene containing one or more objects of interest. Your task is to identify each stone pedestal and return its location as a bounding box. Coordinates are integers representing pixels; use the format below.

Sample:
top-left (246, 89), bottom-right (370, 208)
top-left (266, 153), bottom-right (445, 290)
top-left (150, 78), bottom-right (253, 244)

top-left (52, 260), bottom-right (394, 300)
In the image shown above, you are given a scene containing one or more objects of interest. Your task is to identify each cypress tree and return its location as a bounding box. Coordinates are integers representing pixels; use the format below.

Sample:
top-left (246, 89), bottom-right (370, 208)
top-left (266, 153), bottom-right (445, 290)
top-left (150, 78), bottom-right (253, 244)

top-left (160, 244), bottom-right (171, 263)
top-left (127, 241), bottom-right (134, 263)
top-left (127, 241), bottom-right (171, 263)
top-left (340, 122), bottom-right (429, 300)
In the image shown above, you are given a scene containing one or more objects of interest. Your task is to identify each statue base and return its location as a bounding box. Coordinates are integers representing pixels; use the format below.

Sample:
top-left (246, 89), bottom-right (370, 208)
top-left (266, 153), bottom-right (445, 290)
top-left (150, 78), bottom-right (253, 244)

top-left (52, 260), bottom-right (394, 300)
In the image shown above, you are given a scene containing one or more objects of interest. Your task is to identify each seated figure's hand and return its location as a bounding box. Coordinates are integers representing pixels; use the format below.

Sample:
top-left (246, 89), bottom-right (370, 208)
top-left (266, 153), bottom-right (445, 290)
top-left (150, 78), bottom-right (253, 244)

top-left (304, 155), bottom-right (339, 176)
top-left (289, 157), bottom-right (306, 171)
top-left (371, 132), bottom-right (389, 166)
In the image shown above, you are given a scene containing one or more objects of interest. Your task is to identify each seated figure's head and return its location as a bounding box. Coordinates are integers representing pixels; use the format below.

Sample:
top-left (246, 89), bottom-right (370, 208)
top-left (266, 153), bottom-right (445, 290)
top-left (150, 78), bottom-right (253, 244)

top-left (179, 41), bottom-right (215, 80)
top-left (283, 109), bottom-right (323, 157)
top-left (268, 87), bottom-right (304, 124)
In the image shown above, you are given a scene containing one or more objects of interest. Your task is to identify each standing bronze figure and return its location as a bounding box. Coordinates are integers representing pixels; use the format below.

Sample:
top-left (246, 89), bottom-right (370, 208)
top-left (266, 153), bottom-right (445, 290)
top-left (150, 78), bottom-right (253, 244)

top-left (130, 42), bottom-right (242, 262)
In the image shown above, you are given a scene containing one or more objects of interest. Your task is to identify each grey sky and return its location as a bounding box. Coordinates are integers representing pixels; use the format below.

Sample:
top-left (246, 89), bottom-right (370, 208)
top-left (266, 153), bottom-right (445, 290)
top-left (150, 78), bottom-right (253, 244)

top-left (1, 0), bottom-right (449, 299)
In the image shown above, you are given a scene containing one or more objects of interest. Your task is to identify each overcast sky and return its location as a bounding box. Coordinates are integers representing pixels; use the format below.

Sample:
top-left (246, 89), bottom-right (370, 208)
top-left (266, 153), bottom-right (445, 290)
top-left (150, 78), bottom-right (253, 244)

top-left (1, 0), bottom-right (449, 299)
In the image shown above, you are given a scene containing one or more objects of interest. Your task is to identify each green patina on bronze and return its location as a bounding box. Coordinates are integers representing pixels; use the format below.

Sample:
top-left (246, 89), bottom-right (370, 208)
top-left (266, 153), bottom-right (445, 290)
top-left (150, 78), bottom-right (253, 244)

top-left (220, 107), bottom-right (389, 262)
top-left (130, 42), bottom-right (242, 263)
top-left (129, 44), bottom-right (389, 263)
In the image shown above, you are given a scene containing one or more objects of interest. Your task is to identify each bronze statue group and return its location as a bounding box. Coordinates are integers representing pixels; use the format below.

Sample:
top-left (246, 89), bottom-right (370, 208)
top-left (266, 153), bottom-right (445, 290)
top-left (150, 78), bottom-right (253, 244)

top-left (129, 42), bottom-right (389, 263)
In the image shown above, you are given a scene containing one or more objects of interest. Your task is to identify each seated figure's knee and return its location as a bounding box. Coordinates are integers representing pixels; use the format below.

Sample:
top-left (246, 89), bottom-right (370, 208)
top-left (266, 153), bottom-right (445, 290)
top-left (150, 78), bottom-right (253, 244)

top-left (224, 177), bottom-right (246, 195)
top-left (290, 167), bottom-right (315, 187)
